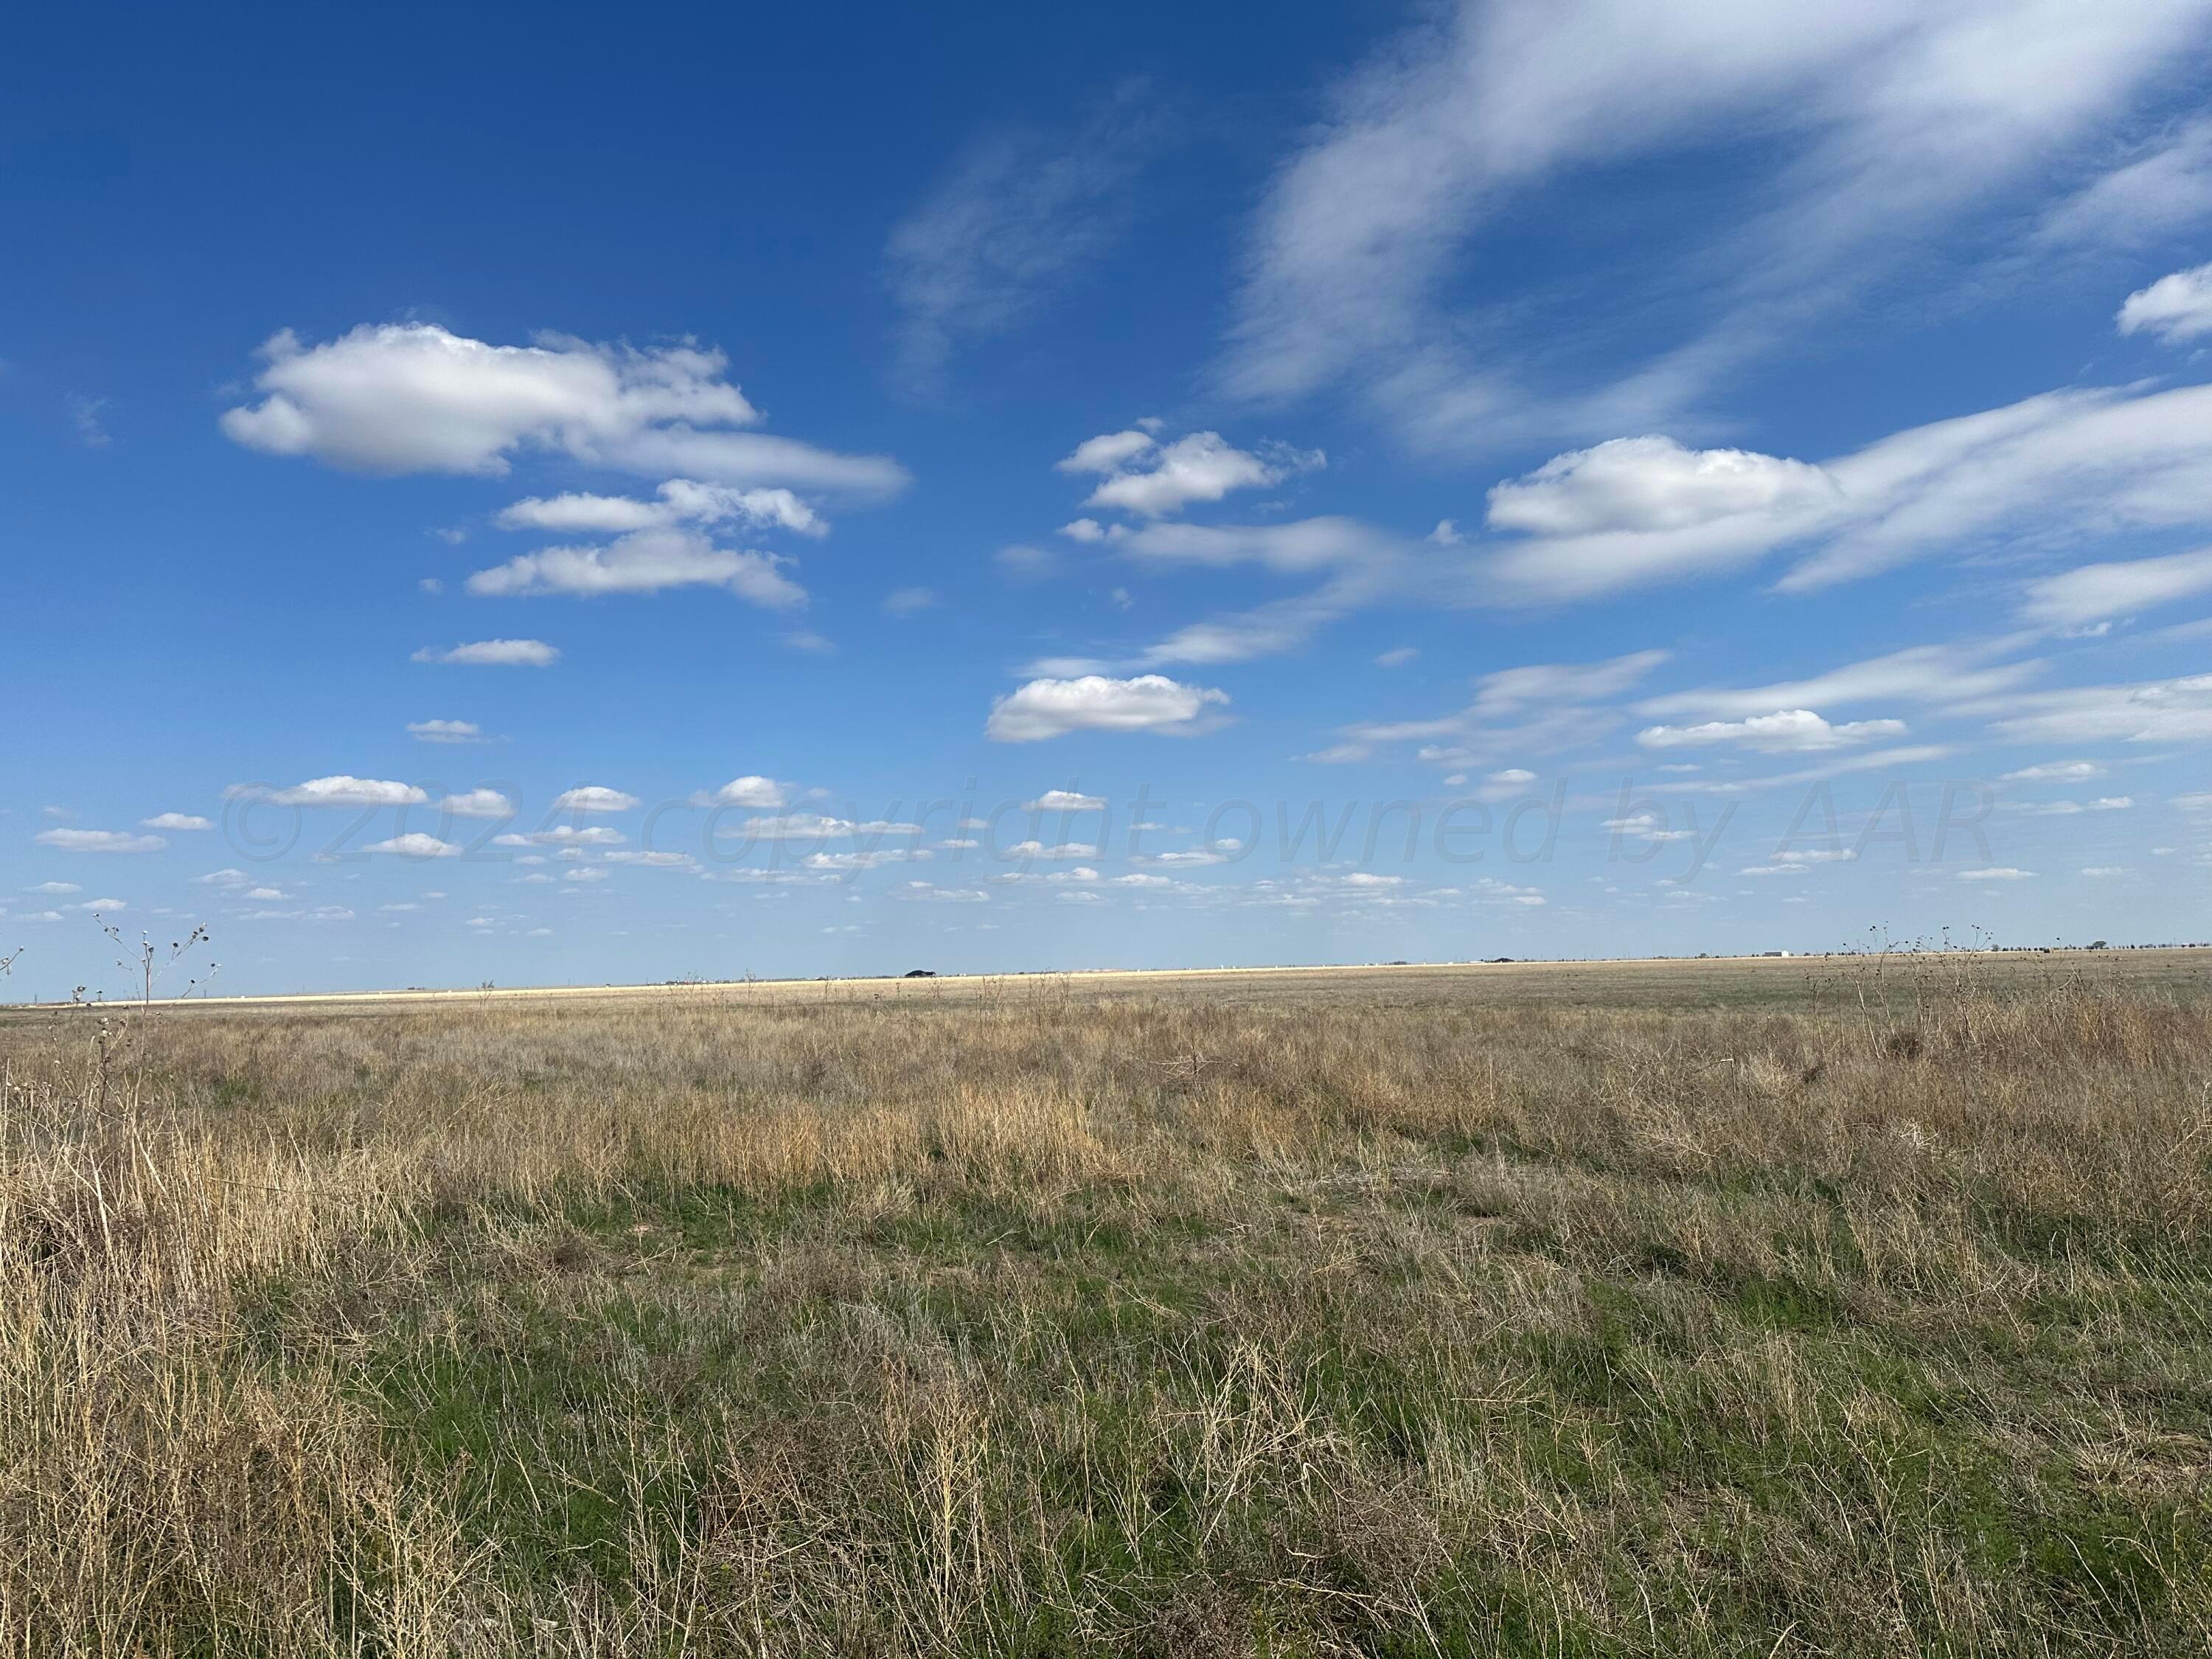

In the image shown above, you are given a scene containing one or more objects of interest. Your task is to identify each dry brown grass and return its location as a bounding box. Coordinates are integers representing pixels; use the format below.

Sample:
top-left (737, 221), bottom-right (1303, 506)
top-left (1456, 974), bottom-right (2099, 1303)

top-left (2, 958), bottom-right (2209, 1654)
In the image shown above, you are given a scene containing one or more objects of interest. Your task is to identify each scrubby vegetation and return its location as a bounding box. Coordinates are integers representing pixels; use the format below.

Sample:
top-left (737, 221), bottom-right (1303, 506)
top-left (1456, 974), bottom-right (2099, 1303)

top-left (2, 956), bottom-right (2209, 1654)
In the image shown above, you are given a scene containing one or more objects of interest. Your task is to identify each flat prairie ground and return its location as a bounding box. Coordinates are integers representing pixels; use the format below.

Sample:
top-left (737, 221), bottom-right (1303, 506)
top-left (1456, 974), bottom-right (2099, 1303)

top-left (3, 952), bottom-right (2211, 1655)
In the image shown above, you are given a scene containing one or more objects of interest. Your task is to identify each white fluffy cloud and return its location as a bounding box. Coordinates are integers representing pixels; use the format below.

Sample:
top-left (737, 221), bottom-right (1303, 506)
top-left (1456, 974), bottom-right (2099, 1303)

top-left (466, 528), bottom-right (804, 607)
top-left (985, 674), bottom-right (1229, 742)
top-left (2020, 546), bottom-right (2212, 626)
top-left (34, 829), bottom-right (164, 853)
top-left (438, 789), bottom-right (514, 819)
top-left (220, 324), bottom-right (905, 493)
top-left (2117, 262), bottom-right (2212, 343)
top-left (1057, 430), bottom-right (1158, 475)
top-left (1635, 709), bottom-right (1907, 753)
top-left (364, 832), bottom-right (460, 858)
top-left (703, 776), bottom-right (787, 809)
top-left (272, 776), bottom-right (428, 808)
top-left (1077, 431), bottom-right (1320, 518)
top-left (1003, 841), bottom-right (1100, 860)
top-left (495, 479), bottom-right (823, 538)
top-left (139, 812), bottom-right (211, 830)
top-left (552, 786), bottom-right (639, 814)
top-left (413, 639), bottom-right (560, 667)
top-left (1026, 790), bottom-right (1105, 811)
top-left (1486, 437), bottom-right (1837, 537)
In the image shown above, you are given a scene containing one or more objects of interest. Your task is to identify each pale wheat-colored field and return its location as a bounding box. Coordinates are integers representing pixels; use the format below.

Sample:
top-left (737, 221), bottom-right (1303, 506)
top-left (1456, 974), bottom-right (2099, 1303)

top-left (2, 953), bottom-right (2209, 1655)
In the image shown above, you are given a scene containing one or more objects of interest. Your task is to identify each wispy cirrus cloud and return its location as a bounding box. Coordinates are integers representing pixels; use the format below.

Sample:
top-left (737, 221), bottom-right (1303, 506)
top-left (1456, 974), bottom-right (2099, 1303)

top-left (2020, 546), bottom-right (2212, 627)
top-left (34, 828), bottom-right (165, 853)
top-left (886, 83), bottom-right (1170, 394)
top-left (412, 639), bottom-right (560, 667)
top-left (1222, 0), bottom-right (2212, 451)
top-left (1338, 648), bottom-right (1669, 765)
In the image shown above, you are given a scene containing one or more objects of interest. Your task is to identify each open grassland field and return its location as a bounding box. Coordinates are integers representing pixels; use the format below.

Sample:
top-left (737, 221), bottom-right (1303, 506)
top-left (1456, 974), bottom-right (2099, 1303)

top-left (3, 953), bottom-right (2211, 1655)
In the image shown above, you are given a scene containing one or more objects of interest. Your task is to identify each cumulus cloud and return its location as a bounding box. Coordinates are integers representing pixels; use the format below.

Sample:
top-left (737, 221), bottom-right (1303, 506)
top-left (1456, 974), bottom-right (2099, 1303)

top-left (1025, 790), bottom-right (1105, 811)
top-left (1057, 431), bottom-right (1158, 475)
top-left (34, 829), bottom-right (165, 853)
top-left (438, 789), bottom-right (513, 819)
top-left (1486, 437), bottom-right (1838, 537)
top-left (1635, 709), bottom-right (1907, 753)
top-left (407, 719), bottom-right (484, 743)
top-left (465, 528), bottom-right (804, 606)
top-left (2001, 760), bottom-right (2104, 782)
top-left (271, 776), bottom-right (428, 808)
top-left (364, 832), bottom-right (460, 858)
top-left (495, 480), bottom-right (823, 537)
top-left (985, 674), bottom-right (1229, 742)
top-left (702, 776), bottom-right (787, 809)
top-left (1957, 866), bottom-right (2034, 881)
top-left (2020, 546), bottom-right (2212, 626)
top-left (219, 324), bottom-right (904, 493)
top-left (552, 786), bottom-right (639, 814)
top-left (2117, 262), bottom-right (2212, 344)
top-left (413, 639), bottom-right (560, 667)
top-left (140, 813), bottom-right (211, 830)
top-left (1076, 431), bottom-right (1321, 518)
top-left (1003, 841), bottom-right (1099, 861)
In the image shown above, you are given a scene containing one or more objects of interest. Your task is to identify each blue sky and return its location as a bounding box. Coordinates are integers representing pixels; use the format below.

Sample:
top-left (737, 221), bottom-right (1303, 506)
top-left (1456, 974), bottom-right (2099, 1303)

top-left (7, 1), bottom-right (2212, 999)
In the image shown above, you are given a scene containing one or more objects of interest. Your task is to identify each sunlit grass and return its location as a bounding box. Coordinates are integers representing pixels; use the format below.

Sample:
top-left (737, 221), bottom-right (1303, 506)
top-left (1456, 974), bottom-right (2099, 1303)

top-left (3, 957), bottom-right (2209, 1654)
